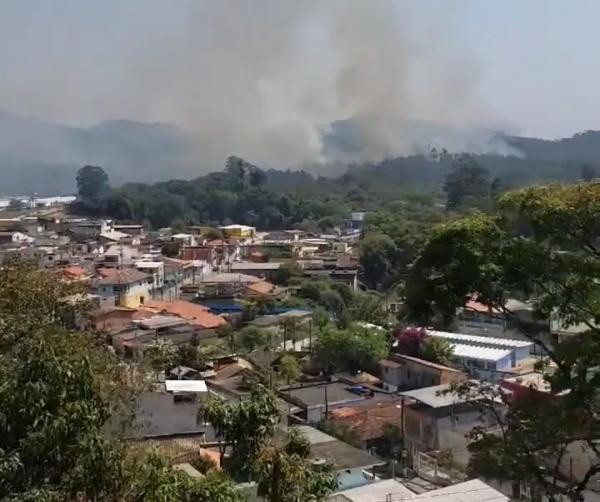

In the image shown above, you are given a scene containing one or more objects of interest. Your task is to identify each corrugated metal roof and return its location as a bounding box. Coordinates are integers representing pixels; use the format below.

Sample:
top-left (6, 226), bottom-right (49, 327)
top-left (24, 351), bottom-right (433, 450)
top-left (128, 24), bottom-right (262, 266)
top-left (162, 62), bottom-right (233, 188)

top-left (231, 261), bottom-right (282, 270)
top-left (165, 380), bottom-right (207, 393)
top-left (451, 343), bottom-right (512, 362)
top-left (331, 479), bottom-right (415, 501)
top-left (400, 383), bottom-right (471, 408)
top-left (427, 330), bottom-right (532, 349)
top-left (412, 479), bottom-right (509, 501)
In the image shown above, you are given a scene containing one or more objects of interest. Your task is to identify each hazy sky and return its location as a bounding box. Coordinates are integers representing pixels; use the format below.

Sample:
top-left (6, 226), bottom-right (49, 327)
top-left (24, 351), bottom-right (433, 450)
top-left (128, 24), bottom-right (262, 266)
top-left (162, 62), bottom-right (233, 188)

top-left (0, 0), bottom-right (598, 164)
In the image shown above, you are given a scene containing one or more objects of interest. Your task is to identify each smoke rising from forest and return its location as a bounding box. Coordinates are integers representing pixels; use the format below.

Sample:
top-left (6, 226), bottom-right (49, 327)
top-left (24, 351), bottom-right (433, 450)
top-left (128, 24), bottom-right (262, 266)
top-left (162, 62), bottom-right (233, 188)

top-left (0, 0), bottom-right (517, 175)
top-left (126, 0), bottom-right (514, 166)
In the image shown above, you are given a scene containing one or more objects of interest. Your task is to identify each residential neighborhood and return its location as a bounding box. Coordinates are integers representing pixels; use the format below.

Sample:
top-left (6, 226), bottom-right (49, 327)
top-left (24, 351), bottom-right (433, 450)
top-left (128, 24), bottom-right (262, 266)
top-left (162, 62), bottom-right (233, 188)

top-left (1, 197), bottom-right (597, 502)
top-left (2, 2), bottom-right (600, 500)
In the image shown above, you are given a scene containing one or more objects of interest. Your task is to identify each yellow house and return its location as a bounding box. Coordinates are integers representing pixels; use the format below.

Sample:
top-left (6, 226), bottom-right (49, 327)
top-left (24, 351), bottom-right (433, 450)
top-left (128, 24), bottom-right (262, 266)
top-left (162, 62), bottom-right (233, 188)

top-left (219, 224), bottom-right (256, 240)
top-left (94, 268), bottom-right (152, 308)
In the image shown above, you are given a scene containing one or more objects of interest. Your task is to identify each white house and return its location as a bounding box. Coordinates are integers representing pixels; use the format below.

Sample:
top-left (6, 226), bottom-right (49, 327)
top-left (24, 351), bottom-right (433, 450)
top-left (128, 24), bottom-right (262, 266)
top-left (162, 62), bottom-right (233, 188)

top-left (135, 260), bottom-right (165, 291)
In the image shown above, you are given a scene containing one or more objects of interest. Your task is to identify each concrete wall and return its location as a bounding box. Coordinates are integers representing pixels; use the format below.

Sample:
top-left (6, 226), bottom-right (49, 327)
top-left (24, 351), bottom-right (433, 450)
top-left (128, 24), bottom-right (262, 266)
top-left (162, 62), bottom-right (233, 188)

top-left (120, 282), bottom-right (151, 308)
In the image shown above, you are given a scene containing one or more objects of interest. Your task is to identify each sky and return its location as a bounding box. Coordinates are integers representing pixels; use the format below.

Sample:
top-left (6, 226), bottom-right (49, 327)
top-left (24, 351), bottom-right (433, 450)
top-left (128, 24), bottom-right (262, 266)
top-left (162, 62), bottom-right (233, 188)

top-left (0, 0), bottom-right (599, 166)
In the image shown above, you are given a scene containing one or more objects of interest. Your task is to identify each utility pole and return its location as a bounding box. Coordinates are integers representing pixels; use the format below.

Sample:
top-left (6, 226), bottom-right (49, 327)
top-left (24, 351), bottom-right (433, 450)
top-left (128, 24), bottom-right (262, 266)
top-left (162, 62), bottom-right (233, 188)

top-left (400, 395), bottom-right (407, 478)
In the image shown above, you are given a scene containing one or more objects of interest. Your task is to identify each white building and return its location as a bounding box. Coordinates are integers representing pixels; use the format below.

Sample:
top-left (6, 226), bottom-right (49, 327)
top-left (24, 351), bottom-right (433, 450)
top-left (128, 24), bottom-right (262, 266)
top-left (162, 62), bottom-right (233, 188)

top-left (136, 261), bottom-right (165, 291)
top-left (425, 329), bottom-right (533, 381)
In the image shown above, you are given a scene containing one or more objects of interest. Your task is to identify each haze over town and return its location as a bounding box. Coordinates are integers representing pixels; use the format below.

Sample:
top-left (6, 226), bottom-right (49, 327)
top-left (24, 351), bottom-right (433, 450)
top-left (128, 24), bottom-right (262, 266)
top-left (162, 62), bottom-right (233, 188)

top-left (1, 0), bottom-right (600, 171)
top-left (1, 3), bottom-right (600, 501)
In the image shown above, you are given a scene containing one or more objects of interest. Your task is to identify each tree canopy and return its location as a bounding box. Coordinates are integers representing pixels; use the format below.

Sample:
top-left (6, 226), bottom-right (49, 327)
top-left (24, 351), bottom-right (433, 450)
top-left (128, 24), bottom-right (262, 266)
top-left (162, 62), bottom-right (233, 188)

top-left (403, 182), bottom-right (600, 500)
top-left (314, 324), bottom-right (388, 374)
top-left (76, 165), bottom-right (110, 200)
top-left (256, 428), bottom-right (337, 502)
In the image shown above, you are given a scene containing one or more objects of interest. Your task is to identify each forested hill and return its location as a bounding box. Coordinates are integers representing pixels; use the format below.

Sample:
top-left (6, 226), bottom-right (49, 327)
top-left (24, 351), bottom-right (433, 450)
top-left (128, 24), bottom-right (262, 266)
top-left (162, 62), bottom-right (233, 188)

top-left (1, 109), bottom-right (600, 194)
top-left (503, 130), bottom-right (600, 165)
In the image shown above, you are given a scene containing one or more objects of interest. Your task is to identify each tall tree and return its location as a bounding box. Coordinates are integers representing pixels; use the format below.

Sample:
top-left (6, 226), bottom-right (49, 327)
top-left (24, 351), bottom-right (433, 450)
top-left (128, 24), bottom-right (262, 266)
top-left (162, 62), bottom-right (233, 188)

top-left (256, 428), bottom-right (337, 502)
top-left (443, 155), bottom-right (491, 209)
top-left (277, 354), bottom-right (301, 385)
top-left (314, 324), bottom-right (388, 374)
top-left (7, 198), bottom-right (25, 210)
top-left (201, 384), bottom-right (280, 480)
top-left (144, 338), bottom-right (176, 379)
top-left (404, 182), bottom-right (600, 500)
top-left (76, 165), bottom-right (110, 200)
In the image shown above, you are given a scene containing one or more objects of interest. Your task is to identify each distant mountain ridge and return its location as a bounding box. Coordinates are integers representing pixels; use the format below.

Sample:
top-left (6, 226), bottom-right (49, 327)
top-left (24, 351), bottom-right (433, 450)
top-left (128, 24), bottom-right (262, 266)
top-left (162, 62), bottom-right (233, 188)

top-left (0, 110), bottom-right (199, 194)
top-left (0, 109), bottom-right (599, 194)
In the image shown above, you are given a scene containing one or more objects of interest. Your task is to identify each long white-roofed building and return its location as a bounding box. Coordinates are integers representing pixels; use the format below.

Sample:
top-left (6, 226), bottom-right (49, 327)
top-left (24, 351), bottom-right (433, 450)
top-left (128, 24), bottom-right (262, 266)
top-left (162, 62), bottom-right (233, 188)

top-left (424, 329), bottom-right (535, 381)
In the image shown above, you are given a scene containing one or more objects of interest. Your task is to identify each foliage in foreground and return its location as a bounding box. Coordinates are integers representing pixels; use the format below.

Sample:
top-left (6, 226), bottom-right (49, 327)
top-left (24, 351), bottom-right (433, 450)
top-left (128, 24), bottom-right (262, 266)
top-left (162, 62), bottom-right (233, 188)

top-left (0, 260), bottom-right (243, 501)
top-left (201, 386), bottom-right (336, 501)
top-left (403, 182), bottom-right (600, 501)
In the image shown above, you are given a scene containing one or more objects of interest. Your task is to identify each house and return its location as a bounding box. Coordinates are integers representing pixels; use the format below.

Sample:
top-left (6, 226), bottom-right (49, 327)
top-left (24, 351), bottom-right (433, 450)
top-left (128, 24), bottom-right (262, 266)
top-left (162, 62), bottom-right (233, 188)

top-left (379, 354), bottom-right (466, 392)
top-left (92, 267), bottom-right (152, 308)
top-left (159, 258), bottom-right (190, 300)
top-left (550, 317), bottom-right (599, 345)
top-left (111, 315), bottom-right (202, 360)
top-left (456, 298), bottom-right (550, 356)
top-left (246, 280), bottom-right (275, 296)
top-left (135, 260), bottom-right (165, 291)
top-left (164, 379), bottom-right (208, 402)
top-left (112, 224), bottom-right (144, 236)
top-left (60, 265), bottom-right (92, 282)
top-left (500, 371), bottom-right (559, 403)
top-left (181, 272), bottom-right (262, 302)
top-left (280, 380), bottom-right (395, 425)
top-left (69, 219), bottom-right (111, 238)
top-left (424, 330), bottom-right (534, 381)
top-left (286, 425), bottom-right (385, 491)
top-left (330, 478), bottom-right (508, 502)
top-left (34, 245), bottom-right (73, 269)
top-left (100, 244), bottom-right (139, 268)
top-left (455, 299), bottom-right (507, 337)
top-left (229, 261), bottom-right (282, 281)
top-left (329, 478), bottom-right (415, 502)
top-left (90, 306), bottom-right (135, 331)
top-left (344, 212), bottom-right (367, 232)
top-left (171, 233), bottom-right (198, 247)
top-left (0, 231), bottom-right (34, 245)
top-left (400, 383), bottom-right (501, 468)
top-left (180, 245), bottom-right (231, 269)
top-left (303, 268), bottom-right (358, 291)
top-left (137, 299), bottom-right (226, 330)
top-left (328, 400), bottom-right (405, 450)
top-left (332, 242), bottom-right (350, 254)
top-left (219, 224), bottom-right (256, 240)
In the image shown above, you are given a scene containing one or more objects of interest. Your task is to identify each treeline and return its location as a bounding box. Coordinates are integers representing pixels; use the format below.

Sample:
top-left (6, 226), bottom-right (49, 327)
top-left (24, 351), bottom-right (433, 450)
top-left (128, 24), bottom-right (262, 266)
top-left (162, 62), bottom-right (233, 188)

top-left (71, 157), bottom-right (355, 231)
top-left (71, 149), bottom-right (597, 233)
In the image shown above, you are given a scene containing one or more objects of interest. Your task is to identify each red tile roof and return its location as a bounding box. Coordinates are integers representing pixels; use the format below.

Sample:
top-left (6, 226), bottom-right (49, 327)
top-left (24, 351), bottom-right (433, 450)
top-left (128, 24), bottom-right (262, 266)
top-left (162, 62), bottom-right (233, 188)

top-left (138, 300), bottom-right (226, 329)
top-left (329, 401), bottom-right (404, 442)
top-left (62, 265), bottom-right (88, 278)
top-left (465, 299), bottom-right (502, 314)
top-left (247, 280), bottom-right (276, 296)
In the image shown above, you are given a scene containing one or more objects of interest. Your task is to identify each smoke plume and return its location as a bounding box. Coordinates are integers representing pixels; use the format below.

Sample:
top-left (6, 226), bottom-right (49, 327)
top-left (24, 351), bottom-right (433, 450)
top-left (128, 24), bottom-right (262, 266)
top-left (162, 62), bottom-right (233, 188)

top-left (0, 0), bottom-right (515, 177)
